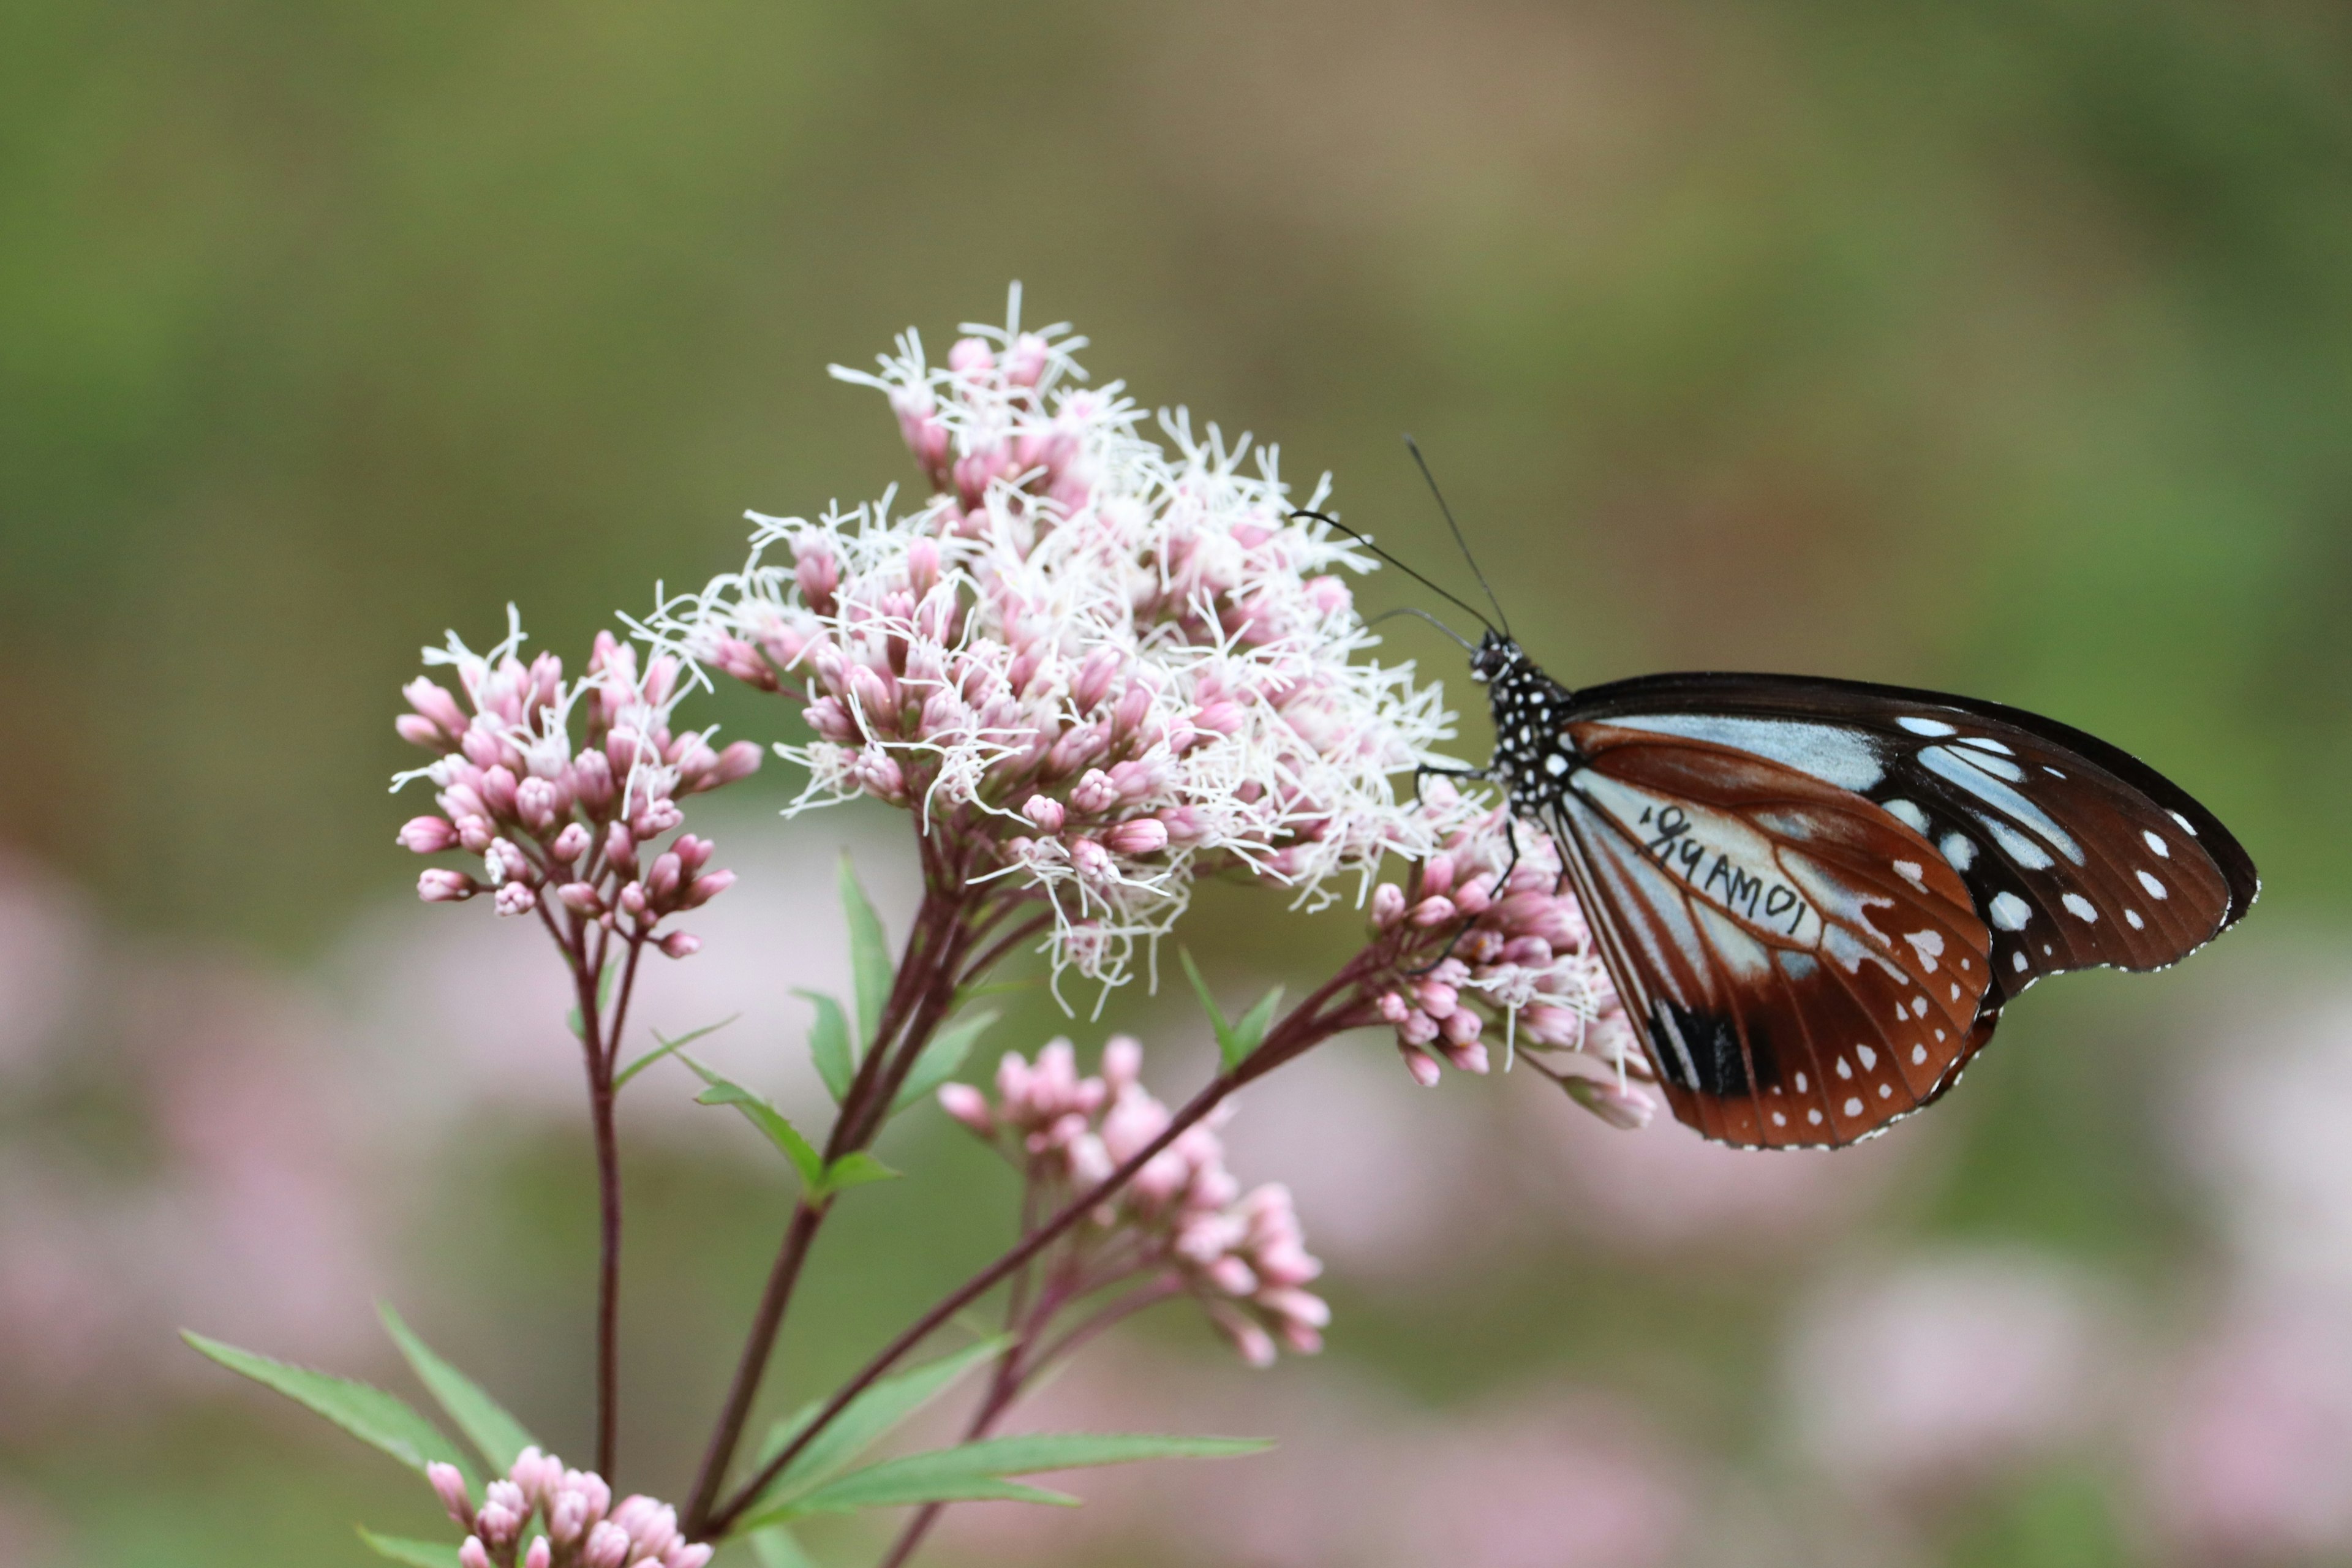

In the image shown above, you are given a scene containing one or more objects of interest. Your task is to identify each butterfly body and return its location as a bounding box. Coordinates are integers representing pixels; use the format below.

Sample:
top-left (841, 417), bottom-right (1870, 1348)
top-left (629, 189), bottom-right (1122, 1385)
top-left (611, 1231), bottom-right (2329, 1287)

top-left (1466, 633), bottom-right (2258, 1148)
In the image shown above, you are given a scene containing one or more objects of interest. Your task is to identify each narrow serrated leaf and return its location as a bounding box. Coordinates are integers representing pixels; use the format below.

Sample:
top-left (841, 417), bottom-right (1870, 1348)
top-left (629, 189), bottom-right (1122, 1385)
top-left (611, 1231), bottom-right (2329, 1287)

top-left (682, 1055), bottom-right (824, 1191)
top-left (379, 1305), bottom-right (538, 1472)
top-left (762, 1473), bottom-right (1076, 1520)
top-left (815, 1151), bottom-right (900, 1199)
top-left (793, 990), bottom-right (854, 1104)
top-left (838, 856), bottom-right (893, 1049)
top-left (890, 1009), bottom-right (998, 1117)
top-left (615, 1014), bottom-right (739, 1091)
top-left (182, 1332), bottom-right (472, 1483)
top-left (767, 1431), bottom-right (1265, 1524)
top-left (1178, 948), bottom-right (1244, 1068)
top-left (357, 1528), bottom-right (462, 1567)
top-left (749, 1337), bottom-right (1011, 1513)
top-left (1231, 986), bottom-right (1284, 1059)
top-left (748, 1526), bottom-right (821, 1568)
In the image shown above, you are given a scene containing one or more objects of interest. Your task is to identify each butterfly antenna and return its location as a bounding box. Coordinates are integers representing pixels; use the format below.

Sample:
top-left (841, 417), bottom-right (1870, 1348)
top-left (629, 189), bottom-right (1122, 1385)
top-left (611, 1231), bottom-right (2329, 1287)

top-left (1365, 605), bottom-right (1477, 652)
top-left (1402, 435), bottom-right (1512, 638)
top-left (1292, 510), bottom-right (1499, 636)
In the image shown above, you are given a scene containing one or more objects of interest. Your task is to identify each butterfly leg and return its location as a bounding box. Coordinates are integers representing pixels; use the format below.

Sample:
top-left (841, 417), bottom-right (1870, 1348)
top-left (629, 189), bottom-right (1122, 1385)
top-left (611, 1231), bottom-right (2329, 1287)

top-left (1412, 761), bottom-right (1488, 806)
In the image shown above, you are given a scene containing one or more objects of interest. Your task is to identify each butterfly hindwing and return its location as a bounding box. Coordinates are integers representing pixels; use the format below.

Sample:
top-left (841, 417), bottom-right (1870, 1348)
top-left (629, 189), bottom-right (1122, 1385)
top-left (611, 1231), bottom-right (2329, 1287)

top-left (1562, 672), bottom-right (2256, 1008)
top-left (1548, 722), bottom-right (1993, 1148)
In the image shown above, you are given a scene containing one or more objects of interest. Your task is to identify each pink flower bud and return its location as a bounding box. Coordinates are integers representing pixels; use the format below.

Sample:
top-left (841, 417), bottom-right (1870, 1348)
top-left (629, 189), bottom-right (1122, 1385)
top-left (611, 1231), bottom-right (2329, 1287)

top-left (1419, 853), bottom-right (1455, 898)
top-left (804, 695), bottom-right (859, 745)
top-left (948, 336), bottom-right (995, 376)
top-left (905, 537), bottom-right (940, 598)
top-left (938, 1082), bottom-right (993, 1135)
top-left (854, 748), bottom-right (907, 804)
top-left (647, 851), bottom-right (682, 904)
top-left (1377, 990), bottom-right (1411, 1025)
top-left (1102, 1035), bottom-right (1143, 1089)
top-left (1565, 1074), bottom-right (1657, 1130)
top-left (428, 1463), bottom-right (473, 1528)
top-left (1158, 806), bottom-right (1205, 845)
top-left (1221, 1317), bottom-right (1278, 1369)
top-left (584, 1521), bottom-right (633, 1568)
top-left (516, 777), bottom-right (562, 833)
top-left (681, 868), bottom-right (734, 909)
top-left (794, 546), bottom-right (840, 608)
top-left (672, 1547), bottom-right (715, 1568)
top-left (1069, 768), bottom-right (1119, 814)
top-left (396, 713), bottom-right (447, 748)
top-left (1069, 837), bottom-right (1115, 883)
top-left (398, 816), bottom-right (458, 854)
top-left (1073, 647), bottom-right (1123, 712)
top-left (1006, 331), bottom-right (1050, 387)
top-left (1370, 883), bottom-right (1407, 929)
top-left (459, 1539), bottom-right (492, 1568)
top-left (1022, 794), bottom-right (1066, 832)
top-left (419, 869), bottom-right (480, 903)
top-left (524, 1540), bottom-right (552, 1568)
top-left (1408, 895), bottom-right (1458, 928)
top-left (557, 882), bottom-right (603, 916)
top-left (478, 1502), bottom-right (521, 1548)
top-left (1398, 1044), bottom-right (1443, 1088)
top-left (1103, 818), bottom-right (1169, 856)
top-left (404, 677), bottom-right (470, 736)
top-left (1451, 874), bottom-right (1493, 916)
top-left (495, 883), bottom-right (538, 917)
top-left (846, 663), bottom-right (897, 729)
top-left (659, 930), bottom-right (702, 959)
top-left (1191, 701), bottom-right (1245, 737)
top-left (571, 750), bottom-right (616, 814)
top-left (1412, 980), bottom-right (1458, 1019)
top-left (619, 881), bottom-right (647, 917)
top-left (1439, 1007), bottom-right (1483, 1048)
top-left (551, 822), bottom-right (592, 864)
top-left (604, 820), bottom-right (638, 874)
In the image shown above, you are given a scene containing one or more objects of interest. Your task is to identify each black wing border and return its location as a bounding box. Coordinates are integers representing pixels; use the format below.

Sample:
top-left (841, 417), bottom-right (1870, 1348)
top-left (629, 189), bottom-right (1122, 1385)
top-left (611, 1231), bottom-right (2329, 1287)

top-left (1562, 669), bottom-right (2260, 927)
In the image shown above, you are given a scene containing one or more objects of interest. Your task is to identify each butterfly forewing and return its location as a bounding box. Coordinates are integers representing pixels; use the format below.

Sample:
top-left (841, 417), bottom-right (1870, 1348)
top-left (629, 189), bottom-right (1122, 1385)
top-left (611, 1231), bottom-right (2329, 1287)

top-left (1563, 673), bottom-right (2256, 1008)
top-left (1550, 723), bottom-right (1992, 1148)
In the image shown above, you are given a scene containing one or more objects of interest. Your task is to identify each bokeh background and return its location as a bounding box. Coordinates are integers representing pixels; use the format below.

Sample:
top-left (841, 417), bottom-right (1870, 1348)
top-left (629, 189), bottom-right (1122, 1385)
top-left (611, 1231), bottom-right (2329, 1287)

top-left (6, 2), bottom-right (2352, 1564)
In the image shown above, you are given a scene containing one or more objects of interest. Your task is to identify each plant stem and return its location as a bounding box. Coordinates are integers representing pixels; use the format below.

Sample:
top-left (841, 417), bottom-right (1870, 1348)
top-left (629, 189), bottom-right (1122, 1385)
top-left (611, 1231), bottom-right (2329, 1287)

top-left (681, 878), bottom-right (997, 1536)
top-left (571, 929), bottom-right (646, 1483)
top-left (703, 953), bottom-right (1374, 1539)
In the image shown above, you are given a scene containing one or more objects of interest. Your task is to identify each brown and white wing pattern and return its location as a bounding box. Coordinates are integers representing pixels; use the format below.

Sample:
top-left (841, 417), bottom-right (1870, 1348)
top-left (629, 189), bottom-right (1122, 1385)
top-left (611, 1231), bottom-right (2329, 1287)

top-left (1548, 722), bottom-right (1994, 1149)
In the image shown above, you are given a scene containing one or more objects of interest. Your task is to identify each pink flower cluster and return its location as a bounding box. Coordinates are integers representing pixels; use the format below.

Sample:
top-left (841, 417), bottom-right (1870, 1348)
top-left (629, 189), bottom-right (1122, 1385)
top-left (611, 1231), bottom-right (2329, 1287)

top-left (941, 1037), bottom-right (1329, 1365)
top-left (428, 1449), bottom-right (710, 1568)
top-left (650, 289), bottom-right (1457, 991)
top-left (393, 611), bottom-right (756, 954)
top-left (1366, 785), bottom-right (1652, 1127)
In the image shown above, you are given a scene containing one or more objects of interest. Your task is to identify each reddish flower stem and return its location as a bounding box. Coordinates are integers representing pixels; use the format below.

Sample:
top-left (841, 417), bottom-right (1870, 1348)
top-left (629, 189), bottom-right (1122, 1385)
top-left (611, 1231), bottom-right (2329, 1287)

top-left (702, 954), bottom-right (1382, 1539)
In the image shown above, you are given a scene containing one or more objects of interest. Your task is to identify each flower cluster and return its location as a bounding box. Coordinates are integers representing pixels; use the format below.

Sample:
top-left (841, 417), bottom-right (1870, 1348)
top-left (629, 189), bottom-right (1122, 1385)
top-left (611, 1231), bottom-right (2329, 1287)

top-left (941, 1036), bottom-right (1329, 1365)
top-left (1366, 784), bottom-right (1652, 1127)
top-left (428, 1449), bottom-right (710, 1568)
top-left (649, 289), bottom-right (1457, 992)
top-left (393, 610), bottom-right (756, 953)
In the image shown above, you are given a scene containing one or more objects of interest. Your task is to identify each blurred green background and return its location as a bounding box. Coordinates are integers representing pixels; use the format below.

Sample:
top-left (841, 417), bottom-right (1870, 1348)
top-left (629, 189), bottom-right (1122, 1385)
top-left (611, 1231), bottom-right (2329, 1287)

top-left (6, 2), bottom-right (2351, 1565)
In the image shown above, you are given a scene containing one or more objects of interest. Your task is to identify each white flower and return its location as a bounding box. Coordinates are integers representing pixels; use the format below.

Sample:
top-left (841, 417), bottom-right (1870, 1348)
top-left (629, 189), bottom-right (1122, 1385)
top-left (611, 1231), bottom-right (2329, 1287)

top-left (646, 287), bottom-right (1464, 1000)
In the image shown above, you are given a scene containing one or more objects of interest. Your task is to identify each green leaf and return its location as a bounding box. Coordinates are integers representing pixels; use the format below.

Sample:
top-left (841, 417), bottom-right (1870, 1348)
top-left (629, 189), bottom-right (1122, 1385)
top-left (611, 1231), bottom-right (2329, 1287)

top-left (747, 1337), bottom-right (1012, 1515)
top-left (1231, 984), bottom-right (1285, 1059)
top-left (838, 856), bottom-right (894, 1049)
top-left (815, 1151), bottom-right (900, 1199)
top-left (614, 1014), bottom-right (739, 1091)
top-left (794, 989), bottom-right (855, 1104)
top-left (181, 1331), bottom-right (472, 1483)
top-left (756, 1431), bottom-right (1267, 1526)
top-left (356, 1528), bottom-right (462, 1568)
top-left (378, 1304), bottom-right (538, 1473)
top-left (748, 1526), bottom-right (822, 1568)
top-left (1178, 948), bottom-right (1244, 1069)
top-left (889, 1009), bottom-right (999, 1117)
top-left (681, 1054), bottom-right (824, 1193)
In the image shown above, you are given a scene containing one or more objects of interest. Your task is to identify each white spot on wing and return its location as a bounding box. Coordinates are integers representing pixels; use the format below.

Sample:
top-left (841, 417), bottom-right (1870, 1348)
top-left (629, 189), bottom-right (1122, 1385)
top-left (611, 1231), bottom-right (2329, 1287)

top-left (2143, 831), bottom-right (2170, 859)
top-left (2062, 892), bottom-right (2098, 922)
top-left (2125, 910), bottom-right (2144, 929)
top-left (1958, 736), bottom-right (2015, 755)
top-left (1856, 1045), bottom-right (1877, 1070)
top-left (1894, 859), bottom-right (1926, 888)
top-left (1795, 1071), bottom-right (1809, 1092)
top-left (1773, 1112), bottom-right (1786, 1127)
top-left (1883, 799), bottom-right (1931, 833)
top-left (1844, 1096), bottom-right (1864, 1116)
top-left (2013, 950), bottom-right (2028, 972)
top-left (1940, 833), bottom-right (1977, 871)
top-left (2169, 810), bottom-right (2198, 836)
top-left (1920, 748), bottom-right (2084, 864)
top-left (1607, 713), bottom-right (1886, 791)
top-left (1544, 752), bottom-right (1567, 776)
top-left (1836, 1057), bottom-right (1853, 1079)
top-left (1911, 997), bottom-right (1929, 1018)
top-left (1898, 716), bottom-right (1957, 736)
top-left (2137, 870), bottom-right (2169, 900)
top-left (1912, 1044), bottom-right (1927, 1065)
top-left (1904, 929), bottom-right (1946, 970)
top-left (1879, 1083), bottom-right (1893, 1098)
top-left (1809, 1109), bottom-right (1823, 1125)
top-left (1990, 892), bottom-right (2032, 930)
top-left (1983, 818), bottom-right (2056, 871)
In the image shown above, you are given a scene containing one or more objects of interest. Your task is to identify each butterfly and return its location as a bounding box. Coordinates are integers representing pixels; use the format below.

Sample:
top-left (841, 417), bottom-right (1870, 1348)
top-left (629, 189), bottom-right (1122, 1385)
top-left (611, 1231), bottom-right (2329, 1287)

top-left (1302, 454), bottom-right (2260, 1149)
